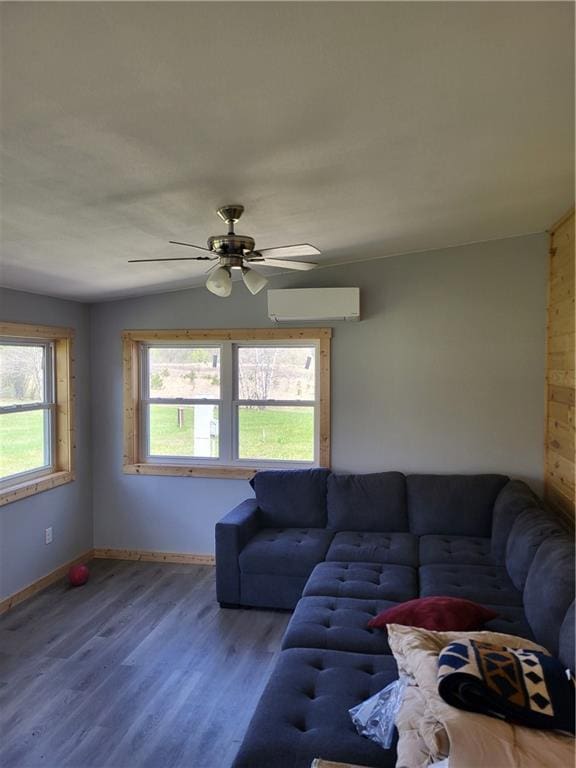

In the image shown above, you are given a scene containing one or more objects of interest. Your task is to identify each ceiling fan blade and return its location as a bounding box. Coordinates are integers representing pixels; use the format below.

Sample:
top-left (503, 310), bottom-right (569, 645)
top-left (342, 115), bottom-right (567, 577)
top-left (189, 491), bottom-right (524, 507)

top-left (255, 244), bottom-right (321, 259)
top-left (128, 256), bottom-right (216, 263)
top-left (257, 258), bottom-right (317, 271)
top-left (169, 240), bottom-right (214, 253)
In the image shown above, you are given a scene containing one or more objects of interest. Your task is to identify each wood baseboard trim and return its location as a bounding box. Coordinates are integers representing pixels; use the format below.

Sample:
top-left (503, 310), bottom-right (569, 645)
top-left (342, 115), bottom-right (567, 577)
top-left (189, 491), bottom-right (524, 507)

top-left (0, 548), bottom-right (216, 614)
top-left (93, 548), bottom-right (216, 566)
top-left (0, 548), bottom-right (94, 615)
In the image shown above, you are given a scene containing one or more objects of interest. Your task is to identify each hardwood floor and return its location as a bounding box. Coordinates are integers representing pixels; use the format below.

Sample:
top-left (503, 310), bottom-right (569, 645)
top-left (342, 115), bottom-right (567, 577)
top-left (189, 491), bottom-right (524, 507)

top-left (0, 559), bottom-right (290, 768)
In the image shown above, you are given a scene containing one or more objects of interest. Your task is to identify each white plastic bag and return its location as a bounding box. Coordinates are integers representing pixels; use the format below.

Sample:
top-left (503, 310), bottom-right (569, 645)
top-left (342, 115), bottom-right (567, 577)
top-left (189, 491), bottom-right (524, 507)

top-left (349, 677), bottom-right (408, 749)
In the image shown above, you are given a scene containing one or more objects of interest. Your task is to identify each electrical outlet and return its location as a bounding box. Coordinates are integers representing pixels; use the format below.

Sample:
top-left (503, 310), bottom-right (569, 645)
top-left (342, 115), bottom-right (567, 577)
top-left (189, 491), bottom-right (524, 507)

top-left (45, 527), bottom-right (53, 545)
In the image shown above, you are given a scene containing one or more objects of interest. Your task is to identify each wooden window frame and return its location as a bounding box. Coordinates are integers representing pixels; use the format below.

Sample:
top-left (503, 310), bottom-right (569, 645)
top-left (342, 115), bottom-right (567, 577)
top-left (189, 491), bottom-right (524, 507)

top-left (122, 328), bottom-right (332, 479)
top-left (0, 322), bottom-right (75, 506)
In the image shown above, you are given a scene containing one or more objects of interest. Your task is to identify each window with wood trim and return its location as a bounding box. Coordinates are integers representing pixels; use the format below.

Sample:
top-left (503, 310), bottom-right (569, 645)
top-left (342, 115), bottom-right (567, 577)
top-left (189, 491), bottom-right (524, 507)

top-left (0, 323), bottom-right (75, 506)
top-left (123, 329), bottom-right (331, 479)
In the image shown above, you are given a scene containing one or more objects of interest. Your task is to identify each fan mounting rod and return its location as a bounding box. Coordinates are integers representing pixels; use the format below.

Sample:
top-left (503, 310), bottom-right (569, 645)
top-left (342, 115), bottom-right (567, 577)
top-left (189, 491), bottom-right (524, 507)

top-left (216, 205), bottom-right (244, 234)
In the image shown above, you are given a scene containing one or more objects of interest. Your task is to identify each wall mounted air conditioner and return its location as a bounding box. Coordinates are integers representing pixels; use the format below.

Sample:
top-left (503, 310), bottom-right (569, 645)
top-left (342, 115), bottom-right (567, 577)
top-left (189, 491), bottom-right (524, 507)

top-left (267, 288), bottom-right (360, 322)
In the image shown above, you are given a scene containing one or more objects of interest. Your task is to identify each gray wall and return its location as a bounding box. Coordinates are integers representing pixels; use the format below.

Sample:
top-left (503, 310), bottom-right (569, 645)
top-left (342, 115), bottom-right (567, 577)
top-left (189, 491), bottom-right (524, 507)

top-left (90, 233), bottom-right (547, 555)
top-left (0, 288), bottom-right (92, 599)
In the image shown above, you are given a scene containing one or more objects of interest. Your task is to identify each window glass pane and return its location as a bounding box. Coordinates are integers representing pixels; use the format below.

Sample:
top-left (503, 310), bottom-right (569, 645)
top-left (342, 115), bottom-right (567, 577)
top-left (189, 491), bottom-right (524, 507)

top-left (238, 406), bottom-right (314, 461)
top-left (148, 347), bottom-right (220, 399)
top-left (0, 344), bottom-right (46, 405)
top-left (0, 410), bottom-right (48, 479)
top-left (149, 404), bottom-right (219, 458)
top-left (238, 347), bottom-right (315, 401)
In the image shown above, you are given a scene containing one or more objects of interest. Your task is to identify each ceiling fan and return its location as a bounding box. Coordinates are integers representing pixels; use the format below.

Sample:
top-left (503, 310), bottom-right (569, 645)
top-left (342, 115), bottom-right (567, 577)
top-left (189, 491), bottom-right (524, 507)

top-left (128, 205), bottom-right (320, 297)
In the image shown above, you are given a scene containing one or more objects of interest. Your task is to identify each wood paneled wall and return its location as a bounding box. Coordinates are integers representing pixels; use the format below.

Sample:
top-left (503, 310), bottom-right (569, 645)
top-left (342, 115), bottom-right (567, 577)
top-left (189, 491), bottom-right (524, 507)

top-left (545, 208), bottom-right (575, 526)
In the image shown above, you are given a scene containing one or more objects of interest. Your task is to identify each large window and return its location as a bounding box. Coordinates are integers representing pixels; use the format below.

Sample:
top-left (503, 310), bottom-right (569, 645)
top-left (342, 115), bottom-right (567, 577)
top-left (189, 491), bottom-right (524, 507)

top-left (0, 323), bottom-right (75, 505)
top-left (0, 341), bottom-right (54, 482)
top-left (123, 329), bottom-right (331, 478)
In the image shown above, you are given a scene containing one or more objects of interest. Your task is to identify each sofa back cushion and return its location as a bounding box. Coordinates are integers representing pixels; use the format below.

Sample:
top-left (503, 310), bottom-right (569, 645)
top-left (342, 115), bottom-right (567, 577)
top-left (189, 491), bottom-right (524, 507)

top-left (506, 508), bottom-right (566, 590)
top-left (558, 601), bottom-right (575, 673)
top-left (491, 480), bottom-right (542, 562)
top-left (407, 474), bottom-right (509, 536)
top-left (250, 468), bottom-right (329, 528)
top-left (524, 537), bottom-right (575, 657)
top-left (326, 472), bottom-right (407, 532)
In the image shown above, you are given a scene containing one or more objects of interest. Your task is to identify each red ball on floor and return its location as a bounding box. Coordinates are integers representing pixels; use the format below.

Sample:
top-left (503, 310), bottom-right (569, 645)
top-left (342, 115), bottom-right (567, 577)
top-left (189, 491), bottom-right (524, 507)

top-left (68, 564), bottom-right (90, 587)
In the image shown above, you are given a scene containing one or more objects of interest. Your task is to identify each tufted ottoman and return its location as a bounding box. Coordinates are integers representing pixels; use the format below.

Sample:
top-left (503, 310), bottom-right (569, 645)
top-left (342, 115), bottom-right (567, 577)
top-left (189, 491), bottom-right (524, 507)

top-left (282, 596), bottom-right (396, 654)
top-left (304, 561), bottom-right (418, 603)
top-left (232, 648), bottom-right (398, 768)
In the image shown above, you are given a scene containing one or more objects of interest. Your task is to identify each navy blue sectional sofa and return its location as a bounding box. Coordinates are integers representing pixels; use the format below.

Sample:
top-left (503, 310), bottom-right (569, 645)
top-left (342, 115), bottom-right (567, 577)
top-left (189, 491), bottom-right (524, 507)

top-left (215, 470), bottom-right (575, 768)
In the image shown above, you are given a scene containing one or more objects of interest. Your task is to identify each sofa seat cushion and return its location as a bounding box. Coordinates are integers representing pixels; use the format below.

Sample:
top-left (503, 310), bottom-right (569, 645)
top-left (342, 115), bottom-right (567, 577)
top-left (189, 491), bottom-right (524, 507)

top-left (327, 471), bottom-right (408, 532)
top-left (282, 596), bottom-right (398, 655)
top-left (239, 528), bottom-right (333, 577)
top-left (483, 604), bottom-right (535, 641)
top-left (232, 648), bottom-right (399, 768)
top-left (419, 535), bottom-right (494, 566)
top-left (304, 561), bottom-right (418, 602)
top-left (419, 564), bottom-right (522, 607)
top-left (407, 474), bottom-right (509, 536)
top-left (326, 531), bottom-right (418, 566)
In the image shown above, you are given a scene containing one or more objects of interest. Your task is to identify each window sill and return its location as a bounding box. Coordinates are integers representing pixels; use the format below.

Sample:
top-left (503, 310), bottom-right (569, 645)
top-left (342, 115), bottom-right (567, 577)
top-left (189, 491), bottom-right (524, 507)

top-left (0, 470), bottom-right (75, 507)
top-left (123, 463), bottom-right (257, 480)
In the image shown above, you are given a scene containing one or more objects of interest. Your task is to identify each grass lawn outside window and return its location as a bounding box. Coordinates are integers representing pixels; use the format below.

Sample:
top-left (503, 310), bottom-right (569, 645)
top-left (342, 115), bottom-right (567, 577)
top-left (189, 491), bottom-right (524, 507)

top-left (147, 403), bottom-right (314, 463)
top-left (0, 409), bottom-right (46, 478)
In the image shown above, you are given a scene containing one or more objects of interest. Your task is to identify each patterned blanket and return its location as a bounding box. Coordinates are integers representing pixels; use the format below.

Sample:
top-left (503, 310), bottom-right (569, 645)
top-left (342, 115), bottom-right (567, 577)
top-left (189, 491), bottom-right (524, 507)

top-left (438, 639), bottom-right (575, 733)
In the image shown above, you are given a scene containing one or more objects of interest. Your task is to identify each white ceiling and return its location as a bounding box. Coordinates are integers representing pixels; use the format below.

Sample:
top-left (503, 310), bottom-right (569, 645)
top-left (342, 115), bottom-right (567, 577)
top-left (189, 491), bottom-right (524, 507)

top-left (0, 2), bottom-right (573, 302)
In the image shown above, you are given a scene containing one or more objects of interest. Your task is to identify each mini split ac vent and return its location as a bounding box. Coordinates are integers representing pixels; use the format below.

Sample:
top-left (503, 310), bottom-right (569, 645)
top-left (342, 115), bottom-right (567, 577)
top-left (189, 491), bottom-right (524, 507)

top-left (267, 288), bottom-right (360, 322)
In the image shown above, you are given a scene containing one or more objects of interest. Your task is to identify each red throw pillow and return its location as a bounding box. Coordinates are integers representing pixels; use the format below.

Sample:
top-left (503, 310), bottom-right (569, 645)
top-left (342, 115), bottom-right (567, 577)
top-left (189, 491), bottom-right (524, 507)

top-left (367, 596), bottom-right (498, 632)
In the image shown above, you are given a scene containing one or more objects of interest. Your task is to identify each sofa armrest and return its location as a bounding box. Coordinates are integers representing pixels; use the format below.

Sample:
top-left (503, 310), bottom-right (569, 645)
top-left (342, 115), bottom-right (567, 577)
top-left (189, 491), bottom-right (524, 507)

top-left (215, 498), bottom-right (261, 605)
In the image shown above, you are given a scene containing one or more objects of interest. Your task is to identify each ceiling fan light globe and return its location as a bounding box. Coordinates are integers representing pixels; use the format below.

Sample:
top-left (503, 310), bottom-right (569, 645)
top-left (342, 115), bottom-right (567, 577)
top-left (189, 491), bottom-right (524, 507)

top-left (206, 266), bottom-right (232, 297)
top-left (241, 267), bottom-right (268, 295)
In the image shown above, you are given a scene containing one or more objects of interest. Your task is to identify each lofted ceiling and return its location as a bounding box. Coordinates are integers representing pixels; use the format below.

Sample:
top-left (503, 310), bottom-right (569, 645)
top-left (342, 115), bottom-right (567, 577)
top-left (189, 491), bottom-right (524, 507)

top-left (0, 2), bottom-right (574, 302)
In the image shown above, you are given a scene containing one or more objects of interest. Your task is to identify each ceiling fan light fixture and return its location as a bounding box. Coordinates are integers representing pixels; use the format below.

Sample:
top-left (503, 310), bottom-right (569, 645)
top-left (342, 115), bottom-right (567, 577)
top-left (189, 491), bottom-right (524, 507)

top-left (206, 266), bottom-right (232, 297)
top-left (130, 205), bottom-right (320, 298)
top-left (241, 267), bottom-right (268, 295)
